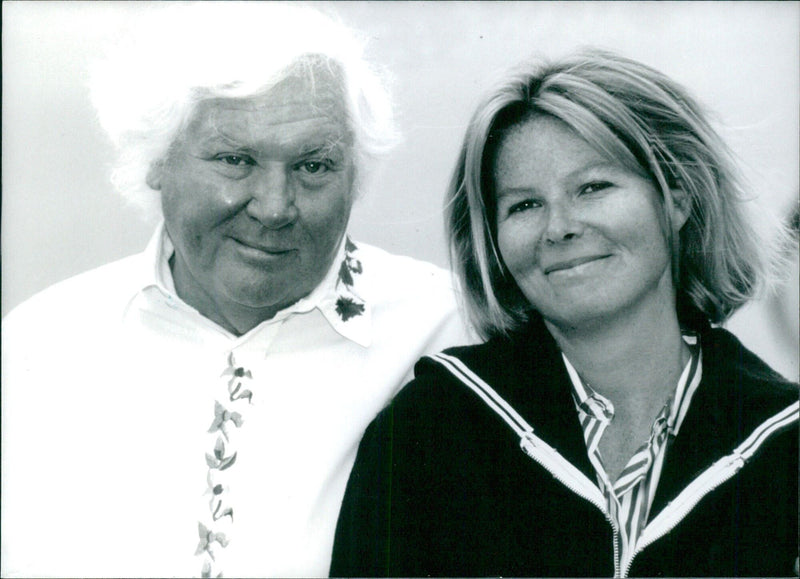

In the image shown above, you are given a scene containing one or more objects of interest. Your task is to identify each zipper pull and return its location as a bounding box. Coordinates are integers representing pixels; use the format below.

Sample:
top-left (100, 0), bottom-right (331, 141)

top-left (520, 431), bottom-right (538, 457)
top-left (729, 452), bottom-right (746, 469)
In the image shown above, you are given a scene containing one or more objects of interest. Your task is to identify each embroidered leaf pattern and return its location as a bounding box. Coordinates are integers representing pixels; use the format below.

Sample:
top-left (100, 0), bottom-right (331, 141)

top-left (230, 387), bottom-right (253, 404)
top-left (218, 453), bottom-right (237, 471)
top-left (338, 260), bottom-right (354, 287)
top-left (198, 352), bottom-right (255, 577)
top-left (208, 401), bottom-right (244, 439)
top-left (196, 522), bottom-right (229, 559)
top-left (205, 453), bottom-right (219, 469)
top-left (337, 238), bottom-right (362, 290)
top-left (221, 352), bottom-right (252, 386)
top-left (347, 256), bottom-right (363, 275)
top-left (214, 437), bottom-right (226, 459)
top-left (336, 297), bottom-right (365, 321)
top-left (335, 236), bottom-right (366, 322)
top-left (212, 500), bottom-right (234, 522)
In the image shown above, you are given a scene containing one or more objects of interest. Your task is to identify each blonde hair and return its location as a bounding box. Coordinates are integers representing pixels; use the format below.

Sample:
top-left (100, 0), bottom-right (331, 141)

top-left (446, 49), bottom-right (789, 339)
top-left (90, 2), bottom-right (397, 218)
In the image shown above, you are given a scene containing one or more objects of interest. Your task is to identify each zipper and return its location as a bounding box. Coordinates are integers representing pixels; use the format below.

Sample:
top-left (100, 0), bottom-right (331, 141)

top-left (621, 453), bottom-right (742, 577)
top-left (622, 401), bottom-right (799, 577)
top-left (520, 433), bottom-right (621, 577)
top-left (429, 354), bottom-right (796, 578)
top-left (432, 353), bottom-right (623, 577)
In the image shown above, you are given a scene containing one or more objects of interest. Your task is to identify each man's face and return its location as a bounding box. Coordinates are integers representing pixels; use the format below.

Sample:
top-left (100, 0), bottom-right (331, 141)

top-left (148, 73), bottom-right (355, 334)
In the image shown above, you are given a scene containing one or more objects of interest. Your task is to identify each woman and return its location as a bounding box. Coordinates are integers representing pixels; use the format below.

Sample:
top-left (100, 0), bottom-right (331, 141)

top-left (331, 50), bottom-right (798, 577)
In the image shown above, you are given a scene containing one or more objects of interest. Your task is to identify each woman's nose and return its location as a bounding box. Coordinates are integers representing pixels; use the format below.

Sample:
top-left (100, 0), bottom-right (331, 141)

top-left (543, 201), bottom-right (583, 244)
top-left (245, 165), bottom-right (299, 228)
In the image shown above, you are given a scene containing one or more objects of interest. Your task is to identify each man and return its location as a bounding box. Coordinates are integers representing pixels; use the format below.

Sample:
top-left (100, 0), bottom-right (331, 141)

top-left (1, 4), bottom-right (471, 577)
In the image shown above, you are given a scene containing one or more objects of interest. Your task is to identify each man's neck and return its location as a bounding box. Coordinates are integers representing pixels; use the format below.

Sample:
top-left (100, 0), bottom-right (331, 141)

top-left (169, 253), bottom-right (291, 337)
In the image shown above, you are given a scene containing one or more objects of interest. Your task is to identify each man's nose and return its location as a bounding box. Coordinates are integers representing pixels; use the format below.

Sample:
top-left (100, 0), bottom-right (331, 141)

top-left (543, 200), bottom-right (584, 244)
top-left (245, 165), bottom-right (299, 228)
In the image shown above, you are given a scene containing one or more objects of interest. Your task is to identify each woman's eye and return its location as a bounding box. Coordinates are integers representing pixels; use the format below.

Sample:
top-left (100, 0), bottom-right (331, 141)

top-left (508, 199), bottom-right (540, 215)
top-left (581, 181), bottom-right (612, 195)
top-left (216, 154), bottom-right (254, 167)
top-left (295, 159), bottom-right (333, 174)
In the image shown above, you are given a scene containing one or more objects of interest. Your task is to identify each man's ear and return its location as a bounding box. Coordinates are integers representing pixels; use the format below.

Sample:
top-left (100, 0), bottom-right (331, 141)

top-left (146, 160), bottom-right (164, 191)
top-left (670, 187), bottom-right (691, 232)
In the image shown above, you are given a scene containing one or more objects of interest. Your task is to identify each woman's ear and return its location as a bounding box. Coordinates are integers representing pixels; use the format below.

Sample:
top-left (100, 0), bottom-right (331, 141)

top-left (146, 161), bottom-right (164, 191)
top-left (670, 187), bottom-right (691, 232)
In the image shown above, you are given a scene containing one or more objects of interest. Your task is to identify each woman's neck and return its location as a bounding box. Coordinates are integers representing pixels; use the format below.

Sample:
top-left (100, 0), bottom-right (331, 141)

top-left (544, 300), bottom-right (691, 415)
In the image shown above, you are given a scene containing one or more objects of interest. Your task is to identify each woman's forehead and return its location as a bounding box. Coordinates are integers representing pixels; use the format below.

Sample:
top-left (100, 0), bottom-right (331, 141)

top-left (493, 111), bottom-right (647, 180)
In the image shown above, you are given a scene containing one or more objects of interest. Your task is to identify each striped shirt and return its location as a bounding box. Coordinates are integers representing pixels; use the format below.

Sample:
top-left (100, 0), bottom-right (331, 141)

top-left (562, 335), bottom-right (702, 573)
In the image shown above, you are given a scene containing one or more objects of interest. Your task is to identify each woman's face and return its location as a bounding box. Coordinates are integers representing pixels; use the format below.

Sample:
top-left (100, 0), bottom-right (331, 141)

top-left (493, 115), bottom-right (684, 332)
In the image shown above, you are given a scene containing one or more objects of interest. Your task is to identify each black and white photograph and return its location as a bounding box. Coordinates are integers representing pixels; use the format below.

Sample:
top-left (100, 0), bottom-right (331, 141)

top-left (2, 2), bottom-right (798, 577)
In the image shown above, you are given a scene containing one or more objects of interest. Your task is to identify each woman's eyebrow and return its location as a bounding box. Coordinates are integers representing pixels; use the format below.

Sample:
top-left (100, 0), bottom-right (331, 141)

top-left (495, 186), bottom-right (536, 200)
top-left (567, 160), bottom-right (620, 178)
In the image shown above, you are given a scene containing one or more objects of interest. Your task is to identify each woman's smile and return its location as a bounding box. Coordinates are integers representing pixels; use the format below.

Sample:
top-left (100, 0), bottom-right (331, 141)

top-left (542, 253), bottom-right (613, 276)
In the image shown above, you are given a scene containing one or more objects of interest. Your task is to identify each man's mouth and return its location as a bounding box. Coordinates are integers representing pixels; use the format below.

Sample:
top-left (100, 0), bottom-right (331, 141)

top-left (230, 237), bottom-right (294, 256)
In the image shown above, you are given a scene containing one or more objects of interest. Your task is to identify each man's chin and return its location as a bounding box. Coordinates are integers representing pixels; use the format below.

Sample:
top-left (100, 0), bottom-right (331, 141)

top-left (226, 286), bottom-right (307, 314)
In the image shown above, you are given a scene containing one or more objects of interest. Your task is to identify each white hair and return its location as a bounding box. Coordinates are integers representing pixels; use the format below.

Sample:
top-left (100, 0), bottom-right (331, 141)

top-left (90, 1), bottom-right (398, 218)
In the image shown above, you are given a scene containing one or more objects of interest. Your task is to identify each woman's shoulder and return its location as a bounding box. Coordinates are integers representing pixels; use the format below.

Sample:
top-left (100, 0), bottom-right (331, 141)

top-left (416, 339), bottom-right (507, 377)
top-left (388, 318), bottom-right (563, 434)
top-left (703, 325), bottom-right (799, 399)
top-left (416, 318), bottom-right (555, 378)
top-left (395, 343), bottom-right (496, 413)
top-left (379, 339), bottom-right (515, 431)
top-left (697, 326), bottom-right (798, 451)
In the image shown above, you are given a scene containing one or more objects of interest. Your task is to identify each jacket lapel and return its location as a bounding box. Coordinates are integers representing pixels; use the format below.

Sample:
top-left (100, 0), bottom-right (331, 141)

top-left (505, 316), bottom-right (599, 483)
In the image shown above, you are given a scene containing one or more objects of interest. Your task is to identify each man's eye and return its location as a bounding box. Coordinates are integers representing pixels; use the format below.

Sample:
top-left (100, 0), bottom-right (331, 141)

top-left (216, 154), bottom-right (254, 167)
top-left (295, 160), bottom-right (333, 174)
top-left (581, 181), bottom-right (612, 195)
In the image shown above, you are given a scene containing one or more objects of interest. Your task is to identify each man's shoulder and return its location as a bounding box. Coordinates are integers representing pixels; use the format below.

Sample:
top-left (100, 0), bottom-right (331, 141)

top-left (3, 252), bottom-right (146, 332)
top-left (346, 240), bottom-right (477, 350)
top-left (350, 240), bottom-right (456, 303)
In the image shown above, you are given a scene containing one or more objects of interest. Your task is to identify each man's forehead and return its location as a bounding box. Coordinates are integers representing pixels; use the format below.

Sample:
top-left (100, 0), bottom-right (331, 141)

top-left (187, 75), bottom-right (352, 150)
top-left (220, 70), bottom-right (346, 110)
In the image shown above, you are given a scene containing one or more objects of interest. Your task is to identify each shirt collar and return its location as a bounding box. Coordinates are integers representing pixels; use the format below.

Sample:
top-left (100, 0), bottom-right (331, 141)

top-left (666, 335), bottom-right (702, 435)
top-left (563, 334), bottom-right (703, 436)
top-left (563, 355), bottom-right (615, 424)
top-left (136, 223), bottom-right (373, 347)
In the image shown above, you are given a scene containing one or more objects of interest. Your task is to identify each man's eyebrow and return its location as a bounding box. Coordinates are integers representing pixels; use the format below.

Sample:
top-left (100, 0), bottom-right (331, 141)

top-left (298, 135), bottom-right (349, 157)
top-left (193, 128), bottom-right (249, 150)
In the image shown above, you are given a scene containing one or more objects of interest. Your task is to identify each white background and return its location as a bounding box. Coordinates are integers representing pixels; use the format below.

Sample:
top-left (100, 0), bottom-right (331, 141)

top-left (3, 1), bottom-right (798, 377)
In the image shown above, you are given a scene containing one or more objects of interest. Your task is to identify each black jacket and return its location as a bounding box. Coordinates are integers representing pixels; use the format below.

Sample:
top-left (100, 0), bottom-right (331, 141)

top-left (331, 318), bottom-right (798, 577)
